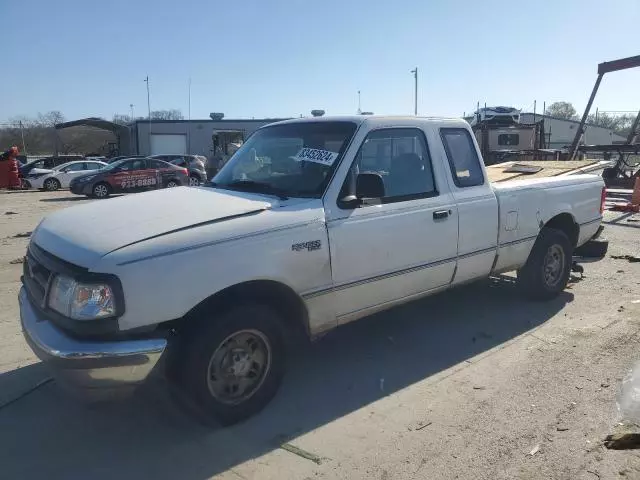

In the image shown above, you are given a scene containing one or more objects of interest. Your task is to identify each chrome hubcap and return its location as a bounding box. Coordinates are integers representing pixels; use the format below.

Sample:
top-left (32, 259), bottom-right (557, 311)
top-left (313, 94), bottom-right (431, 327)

top-left (46, 179), bottom-right (57, 190)
top-left (206, 329), bottom-right (271, 405)
top-left (167, 181), bottom-right (177, 188)
top-left (543, 244), bottom-right (565, 287)
top-left (189, 177), bottom-right (199, 186)
top-left (95, 185), bottom-right (107, 197)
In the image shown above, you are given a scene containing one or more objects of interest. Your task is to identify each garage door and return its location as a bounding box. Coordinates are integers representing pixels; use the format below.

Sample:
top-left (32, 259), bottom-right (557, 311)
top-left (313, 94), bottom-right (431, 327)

top-left (150, 134), bottom-right (187, 155)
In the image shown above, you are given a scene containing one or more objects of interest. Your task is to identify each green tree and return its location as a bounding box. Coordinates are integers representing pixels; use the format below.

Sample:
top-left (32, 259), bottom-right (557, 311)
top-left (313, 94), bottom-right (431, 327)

top-left (545, 102), bottom-right (578, 120)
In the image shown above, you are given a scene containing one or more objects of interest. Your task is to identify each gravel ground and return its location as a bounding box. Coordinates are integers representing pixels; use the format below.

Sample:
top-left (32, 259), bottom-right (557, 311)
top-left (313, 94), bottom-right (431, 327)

top-left (1, 189), bottom-right (640, 480)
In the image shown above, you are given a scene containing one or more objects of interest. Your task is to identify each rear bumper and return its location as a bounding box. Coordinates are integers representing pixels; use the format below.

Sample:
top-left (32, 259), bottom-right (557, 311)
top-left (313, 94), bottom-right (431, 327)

top-left (19, 287), bottom-right (167, 399)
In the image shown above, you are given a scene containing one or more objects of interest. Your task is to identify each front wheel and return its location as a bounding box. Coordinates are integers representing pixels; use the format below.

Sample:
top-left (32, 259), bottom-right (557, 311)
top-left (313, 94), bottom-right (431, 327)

top-left (44, 177), bottom-right (61, 191)
top-left (92, 182), bottom-right (110, 198)
top-left (517, 227), bottom-right (572, 300)
top-left (188, 175), bottom-right (200, 187)
top-left (176, 305), bottom-right (286, 426)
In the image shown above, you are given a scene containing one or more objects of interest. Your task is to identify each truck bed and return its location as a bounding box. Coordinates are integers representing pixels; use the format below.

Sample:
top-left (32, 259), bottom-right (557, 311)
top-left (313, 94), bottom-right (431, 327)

top-left (486, 160), bottom-right (609, 183)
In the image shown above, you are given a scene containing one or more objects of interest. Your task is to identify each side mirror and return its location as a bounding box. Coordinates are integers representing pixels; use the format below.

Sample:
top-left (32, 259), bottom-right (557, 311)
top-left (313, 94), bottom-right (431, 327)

top-left (338, 173), bottom-right (385, 209)
top-left (356, 173), bottom-right (385, 198)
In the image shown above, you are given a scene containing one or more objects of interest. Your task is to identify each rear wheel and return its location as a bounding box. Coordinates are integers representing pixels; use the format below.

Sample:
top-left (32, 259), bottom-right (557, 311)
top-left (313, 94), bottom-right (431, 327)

top-left (517, 228), bottom-right (572, 300)
top-left (92, 182), bottom-right (110, 198)
top-left (166, 179), bottom-right (179, 188)
top-left (188, 175), bottom-right (200, 187)
top-left (175, 304), bottom-right (286, 426)
top-left (43, 178), bottom-right (61, 191)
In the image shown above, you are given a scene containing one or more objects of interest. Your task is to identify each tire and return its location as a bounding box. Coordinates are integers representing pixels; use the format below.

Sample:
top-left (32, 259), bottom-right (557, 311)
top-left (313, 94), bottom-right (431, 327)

top-left (188, 175), bottom-right (200, 187)
top-left (166, 179), bottom-right (179, 188)
top-left (43, 177), bottom-right (61, 191)
top-left (92, 182), bottom-right (110, 199)
top-left (517, 228), bottom-right (573, 300)
top-left (175, 304), bottom-right (286, 426)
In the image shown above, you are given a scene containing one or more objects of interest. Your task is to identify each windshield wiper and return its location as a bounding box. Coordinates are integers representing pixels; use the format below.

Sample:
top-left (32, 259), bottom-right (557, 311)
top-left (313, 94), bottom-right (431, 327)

top-left (215, 180), bottom-right (289, 200)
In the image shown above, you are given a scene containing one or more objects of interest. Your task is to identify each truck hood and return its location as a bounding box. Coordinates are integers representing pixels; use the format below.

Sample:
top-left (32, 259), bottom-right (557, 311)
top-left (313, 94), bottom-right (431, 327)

top-left (32, 187), bottom-right (281, 268)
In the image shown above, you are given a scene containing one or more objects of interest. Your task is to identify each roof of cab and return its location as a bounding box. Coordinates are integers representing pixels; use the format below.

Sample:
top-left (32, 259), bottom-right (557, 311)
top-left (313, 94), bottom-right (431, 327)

top-left (265, 115), bottom-right (468, 128)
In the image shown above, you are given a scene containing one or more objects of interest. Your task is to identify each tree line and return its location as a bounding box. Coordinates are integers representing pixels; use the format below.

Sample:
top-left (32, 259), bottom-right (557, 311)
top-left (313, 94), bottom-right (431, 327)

top-left (0, 109), bottom-right (184, 156)
top-left (544, 101), bottom-right (637, 136)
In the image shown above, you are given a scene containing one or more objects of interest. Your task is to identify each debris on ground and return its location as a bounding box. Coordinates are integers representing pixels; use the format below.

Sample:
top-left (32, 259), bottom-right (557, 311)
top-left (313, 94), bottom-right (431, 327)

top-left (4, 211), bottom-right (18, 215)
top-left (604, 433), bottom-right (640, 450)
top-left (279, 443), bottom-right (323, 465)
top-left (408, 421), bottom-right (433, 431)
top-left (11, 231), bottom-right (31, 238)
top-left (529, 444), bottom-right (540, 456)
top-left (473, 386), bottom-right (486, 390)
top-left (611, 255), bottom-right (640, 263)
top-left (9, 257), bottom-right (24, 264)
top-left (557, 426), bottom-right (569, 432)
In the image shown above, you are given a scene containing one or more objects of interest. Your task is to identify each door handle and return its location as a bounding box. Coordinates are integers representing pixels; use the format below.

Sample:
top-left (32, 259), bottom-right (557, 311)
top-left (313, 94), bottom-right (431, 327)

top-left (433, 210), bottom-right (450, 220)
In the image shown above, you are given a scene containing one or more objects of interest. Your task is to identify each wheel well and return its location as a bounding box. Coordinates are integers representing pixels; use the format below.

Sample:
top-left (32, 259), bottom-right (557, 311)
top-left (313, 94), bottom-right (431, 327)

top-left (181, 280), bottom-right (310, 342)
top-left (544, 213), bottom-right (579, 247)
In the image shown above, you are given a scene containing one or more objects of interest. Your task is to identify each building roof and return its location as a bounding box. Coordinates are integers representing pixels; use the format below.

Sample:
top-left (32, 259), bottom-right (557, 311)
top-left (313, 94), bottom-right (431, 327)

top-left (519, 112), bottom-right (621, 131)
top-left (55, 117), bottom-right (128, 134)
top-left (130, 118), bottom-right (291, 125)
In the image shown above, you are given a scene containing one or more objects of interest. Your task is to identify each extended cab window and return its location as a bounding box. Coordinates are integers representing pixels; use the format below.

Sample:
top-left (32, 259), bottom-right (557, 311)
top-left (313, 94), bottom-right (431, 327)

top-left (343, 128), bottom-right (436, 203)
top-left (440, 128), bottom-right (484, 187)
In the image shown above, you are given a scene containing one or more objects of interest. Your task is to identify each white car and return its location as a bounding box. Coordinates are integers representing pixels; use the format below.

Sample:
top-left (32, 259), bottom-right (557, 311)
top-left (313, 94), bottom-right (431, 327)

top-left (26, 160), bottom-right (107, 191)
top-left (19, 116), bottom-right (607, 425)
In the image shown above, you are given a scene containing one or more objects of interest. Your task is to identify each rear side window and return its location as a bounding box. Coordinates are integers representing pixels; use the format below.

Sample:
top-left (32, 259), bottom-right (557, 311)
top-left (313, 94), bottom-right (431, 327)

top-left (440, 128), bottom-right (484, 187)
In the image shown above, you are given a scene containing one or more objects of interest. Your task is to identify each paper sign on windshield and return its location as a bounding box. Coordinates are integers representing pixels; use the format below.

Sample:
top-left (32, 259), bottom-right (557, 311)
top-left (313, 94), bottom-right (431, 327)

top-left (292, 148), bottom-right (339, 166)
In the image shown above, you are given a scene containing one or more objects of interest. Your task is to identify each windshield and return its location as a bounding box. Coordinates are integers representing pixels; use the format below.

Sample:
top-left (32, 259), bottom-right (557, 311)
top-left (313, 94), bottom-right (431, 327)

top-left (211, 121), bottom-right (357, 199)
top-left (100, 159), bottom-right (127, 171)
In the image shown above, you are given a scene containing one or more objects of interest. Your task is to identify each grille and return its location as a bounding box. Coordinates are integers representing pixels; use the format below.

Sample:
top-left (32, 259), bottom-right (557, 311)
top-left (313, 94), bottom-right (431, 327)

top-left (23, 247), bottom-right (53, 307)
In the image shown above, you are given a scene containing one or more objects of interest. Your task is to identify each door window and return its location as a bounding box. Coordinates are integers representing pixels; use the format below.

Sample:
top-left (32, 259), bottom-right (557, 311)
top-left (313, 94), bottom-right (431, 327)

top-left (63, 163), bottom-right (85, 172)
top-left (86, 162), bottom-right (104, 170)
top-left (343, 128), bottom-right (436, 204)
top-left (440, 128), bottom-right (484, 187)
top-left (130, 159), bottom-right (147, 171)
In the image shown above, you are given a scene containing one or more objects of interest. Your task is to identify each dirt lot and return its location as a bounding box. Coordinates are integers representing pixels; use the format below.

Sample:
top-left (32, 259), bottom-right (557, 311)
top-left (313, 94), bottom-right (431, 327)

top-left (1, 189), bottom-right (640, 480)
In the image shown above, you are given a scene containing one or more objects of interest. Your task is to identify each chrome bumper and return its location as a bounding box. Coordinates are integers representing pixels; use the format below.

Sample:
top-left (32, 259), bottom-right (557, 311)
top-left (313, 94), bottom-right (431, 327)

top-left (19, 287), bottom-right (167, 399)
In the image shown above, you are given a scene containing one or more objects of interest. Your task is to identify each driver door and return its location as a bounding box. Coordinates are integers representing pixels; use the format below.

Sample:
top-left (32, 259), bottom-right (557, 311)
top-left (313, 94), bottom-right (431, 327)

top-left (325, 127), bottom-right (459, 322)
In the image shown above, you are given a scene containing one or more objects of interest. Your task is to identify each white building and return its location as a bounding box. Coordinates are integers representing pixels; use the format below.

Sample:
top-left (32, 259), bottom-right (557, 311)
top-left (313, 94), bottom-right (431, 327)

top-left (519, 113), bottom-right (627, 149)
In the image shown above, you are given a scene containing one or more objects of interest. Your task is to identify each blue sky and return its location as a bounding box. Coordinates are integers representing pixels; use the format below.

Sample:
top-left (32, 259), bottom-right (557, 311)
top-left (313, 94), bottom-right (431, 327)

top-left (2, 0), bottom-right (638, 123)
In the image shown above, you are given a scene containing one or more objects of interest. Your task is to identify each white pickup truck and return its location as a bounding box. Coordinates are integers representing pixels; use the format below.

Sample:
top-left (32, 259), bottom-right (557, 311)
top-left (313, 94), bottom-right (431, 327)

top-left (19, 116), bottom-right (607, 425)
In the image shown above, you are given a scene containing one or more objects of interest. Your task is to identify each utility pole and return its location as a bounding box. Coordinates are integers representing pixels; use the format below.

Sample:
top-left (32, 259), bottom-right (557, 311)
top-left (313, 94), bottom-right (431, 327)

top-left (187, 77), bottom-right (192, 154)
top-left (357, 90), bottom-right (361, 114)
top-left (19, 121), bottom-right (27, 155)
top-left (144, 76), bottom-right (151, 153)
top-left (130, 104), bottom-right (135, 122)
top-left (411, 68), bottom-right (418, 115)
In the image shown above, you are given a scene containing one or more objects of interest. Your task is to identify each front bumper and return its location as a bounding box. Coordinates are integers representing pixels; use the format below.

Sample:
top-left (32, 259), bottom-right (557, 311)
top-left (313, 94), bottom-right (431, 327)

top-left (70, 182), bottom-right (91, 195)
top-left (19, 287), bottom-right (167, 399)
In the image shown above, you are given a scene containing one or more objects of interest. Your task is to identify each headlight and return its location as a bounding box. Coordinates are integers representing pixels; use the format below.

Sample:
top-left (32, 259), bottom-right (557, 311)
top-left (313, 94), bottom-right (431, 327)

top-left (48, 274), bottom-right (116, 320)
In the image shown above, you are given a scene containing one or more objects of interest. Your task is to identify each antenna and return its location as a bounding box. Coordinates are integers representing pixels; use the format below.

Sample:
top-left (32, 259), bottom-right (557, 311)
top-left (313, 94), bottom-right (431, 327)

top-left (357, 90), bottom-right (362, 114)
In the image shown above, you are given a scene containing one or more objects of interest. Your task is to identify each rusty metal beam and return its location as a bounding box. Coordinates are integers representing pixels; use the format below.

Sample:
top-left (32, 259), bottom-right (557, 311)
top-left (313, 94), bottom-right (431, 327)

top-left (569, 73), bottom-right (603, 159)
top-left (598, 55), bottom-right (640, 75)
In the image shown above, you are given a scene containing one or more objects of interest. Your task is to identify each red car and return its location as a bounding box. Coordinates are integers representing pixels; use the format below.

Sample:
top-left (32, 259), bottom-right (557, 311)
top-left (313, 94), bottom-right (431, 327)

top-left (69, 157), bottom-right (188, 198)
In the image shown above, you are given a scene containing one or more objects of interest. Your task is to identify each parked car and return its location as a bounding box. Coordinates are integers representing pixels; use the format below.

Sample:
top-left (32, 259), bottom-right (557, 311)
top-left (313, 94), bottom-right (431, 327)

top-left (69, 157), bottom-right (188, 198)
top-left (150, 154), bottom-right (208, 186)
top-left (19, 116), bottom-right (607, 425)
top-left (24, 160), bottom-right (107, 190)
top-left (19, 155), bottom-right (85, 176)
